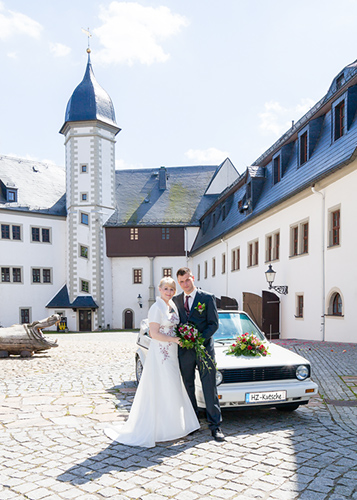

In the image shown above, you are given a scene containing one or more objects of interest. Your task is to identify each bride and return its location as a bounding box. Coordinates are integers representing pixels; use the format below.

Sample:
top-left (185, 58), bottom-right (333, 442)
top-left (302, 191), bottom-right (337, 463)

top-left (105, 277), bottom-right (200, 447)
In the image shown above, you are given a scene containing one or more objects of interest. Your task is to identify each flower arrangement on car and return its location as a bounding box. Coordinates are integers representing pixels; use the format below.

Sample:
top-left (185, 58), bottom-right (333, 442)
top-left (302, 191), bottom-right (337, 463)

top-left (175, 323), bottom-right (215, 370)
top-left (225, 332), bottom-right (270, 357)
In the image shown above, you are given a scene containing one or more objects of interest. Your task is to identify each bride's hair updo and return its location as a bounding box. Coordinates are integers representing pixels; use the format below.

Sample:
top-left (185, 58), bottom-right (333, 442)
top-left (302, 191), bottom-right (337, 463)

top-left (158, 277), bottom-right (176, 291)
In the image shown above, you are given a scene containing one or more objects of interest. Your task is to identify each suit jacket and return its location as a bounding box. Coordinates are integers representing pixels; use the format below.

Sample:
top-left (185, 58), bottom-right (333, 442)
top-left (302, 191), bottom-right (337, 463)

top-left (173, 289), bottom-right (219, 343)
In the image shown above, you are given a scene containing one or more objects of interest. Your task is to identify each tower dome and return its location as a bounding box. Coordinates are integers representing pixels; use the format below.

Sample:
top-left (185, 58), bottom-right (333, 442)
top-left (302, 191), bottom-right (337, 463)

top-left (61, 51), bottom-right (117, 130)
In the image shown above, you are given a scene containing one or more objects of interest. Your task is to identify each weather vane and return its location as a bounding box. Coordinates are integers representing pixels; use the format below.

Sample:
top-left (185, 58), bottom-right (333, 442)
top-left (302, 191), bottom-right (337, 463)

top-left (81, 27), bottom-right (92, 53)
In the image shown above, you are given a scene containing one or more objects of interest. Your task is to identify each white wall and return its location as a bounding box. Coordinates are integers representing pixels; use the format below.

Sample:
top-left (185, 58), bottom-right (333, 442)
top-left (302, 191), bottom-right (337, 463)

top-left (111, 254), bottom-right (192, 329)
top-left (0, 212), bottom-right (66, 327)
top-left (191, 165), bottom-right (357, 343)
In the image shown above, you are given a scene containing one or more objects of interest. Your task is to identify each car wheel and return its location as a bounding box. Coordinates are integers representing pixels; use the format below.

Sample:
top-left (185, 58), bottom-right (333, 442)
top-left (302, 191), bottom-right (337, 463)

top-left (275, 403), bottom-right (300, 412)
top-left (136, 356), bottom-right (143, 384)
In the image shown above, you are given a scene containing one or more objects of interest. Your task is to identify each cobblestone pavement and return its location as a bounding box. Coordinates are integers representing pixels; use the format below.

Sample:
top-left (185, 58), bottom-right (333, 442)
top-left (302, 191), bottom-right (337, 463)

top-left (0, 332), bottom-right (356, 500)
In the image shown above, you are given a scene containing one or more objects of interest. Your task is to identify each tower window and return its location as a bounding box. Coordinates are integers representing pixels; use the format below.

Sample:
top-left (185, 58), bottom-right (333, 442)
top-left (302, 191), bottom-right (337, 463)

top-left (80, 245), bottom-right (89, 258)
top-left (81, 213), bottom-right (89, 225)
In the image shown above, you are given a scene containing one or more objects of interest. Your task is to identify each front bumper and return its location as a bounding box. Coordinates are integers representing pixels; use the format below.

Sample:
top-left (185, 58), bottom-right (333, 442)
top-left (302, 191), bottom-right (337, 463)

top-left (195, 378), bottom-right (318, 409)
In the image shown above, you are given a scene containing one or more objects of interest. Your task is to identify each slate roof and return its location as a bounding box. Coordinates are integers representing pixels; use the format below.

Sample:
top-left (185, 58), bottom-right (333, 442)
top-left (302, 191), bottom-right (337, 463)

top-left (191, 61), bottom-right (357, 254)
top-left (60, 52), bottom-right (118, 133)
top-left (105, 165), bottom-right (220, 227)
top-left (46, 284), bottom-right (98, 309)
top-left (0, 155), bottom-right (66, 215)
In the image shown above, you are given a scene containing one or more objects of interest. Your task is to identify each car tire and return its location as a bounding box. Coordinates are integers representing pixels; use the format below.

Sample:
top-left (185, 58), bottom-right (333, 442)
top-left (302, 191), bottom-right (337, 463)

top-left (275, 403), bottom-right (300, 412)
top-left (136, 356), bottom-right (143, 384)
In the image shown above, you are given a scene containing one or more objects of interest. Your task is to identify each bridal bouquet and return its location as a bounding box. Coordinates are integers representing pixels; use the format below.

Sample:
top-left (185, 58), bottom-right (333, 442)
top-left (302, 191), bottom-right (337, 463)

top-left (175, 323), bottom-right (215, 371)
top-left (225, 333), bottom-right (269, 357)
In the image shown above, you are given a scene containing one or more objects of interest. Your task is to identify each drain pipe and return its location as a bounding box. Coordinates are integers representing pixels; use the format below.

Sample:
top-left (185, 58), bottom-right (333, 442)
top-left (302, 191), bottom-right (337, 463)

top-left (185, 227), bottom-right (189, 266)
top-left (311, 185), bottom-right (326, 341)
top-left (148, 257), bottom-right (155, 309)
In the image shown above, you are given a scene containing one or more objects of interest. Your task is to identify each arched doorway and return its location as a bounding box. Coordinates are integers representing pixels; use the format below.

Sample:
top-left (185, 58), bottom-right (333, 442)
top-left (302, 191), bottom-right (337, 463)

top-left (124, 309), bottom-right (134, 329)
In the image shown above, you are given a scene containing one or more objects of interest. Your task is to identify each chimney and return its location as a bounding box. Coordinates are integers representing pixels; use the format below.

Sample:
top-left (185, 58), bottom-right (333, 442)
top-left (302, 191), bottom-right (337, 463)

top-left (159, 166), bottom-right (167, 190)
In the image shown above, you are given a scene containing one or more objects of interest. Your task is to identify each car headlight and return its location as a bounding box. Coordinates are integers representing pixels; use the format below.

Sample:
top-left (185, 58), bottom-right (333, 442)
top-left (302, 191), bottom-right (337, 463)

top-left (216, 370), bottom-right (223, 386)
top-left (296, 365), bottom-right (309, 380)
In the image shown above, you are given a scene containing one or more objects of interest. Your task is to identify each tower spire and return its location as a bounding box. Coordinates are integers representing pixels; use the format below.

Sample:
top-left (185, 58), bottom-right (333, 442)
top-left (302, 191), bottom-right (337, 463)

top-left (81, 27), bottom-right (92, 53)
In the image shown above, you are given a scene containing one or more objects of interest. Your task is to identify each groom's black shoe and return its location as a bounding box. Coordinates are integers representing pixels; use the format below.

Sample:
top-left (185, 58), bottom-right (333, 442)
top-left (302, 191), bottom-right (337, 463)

top-left (211, 428), bottom-right (225, 442)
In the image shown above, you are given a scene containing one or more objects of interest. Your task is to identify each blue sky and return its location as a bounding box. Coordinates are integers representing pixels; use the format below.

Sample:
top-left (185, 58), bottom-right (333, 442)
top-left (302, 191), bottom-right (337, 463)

top-left (1, 0), bottom-right (357, 174)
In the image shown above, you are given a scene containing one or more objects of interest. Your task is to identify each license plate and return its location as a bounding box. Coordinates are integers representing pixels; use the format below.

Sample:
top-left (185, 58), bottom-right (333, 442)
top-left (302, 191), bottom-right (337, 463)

top-left (245, 390), bottom-right (287, 403)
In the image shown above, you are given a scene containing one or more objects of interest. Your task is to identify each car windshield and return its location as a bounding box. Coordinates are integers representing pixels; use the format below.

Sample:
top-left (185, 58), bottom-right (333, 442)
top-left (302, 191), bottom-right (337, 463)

top-left (214, 312), bottom-right (265, 342)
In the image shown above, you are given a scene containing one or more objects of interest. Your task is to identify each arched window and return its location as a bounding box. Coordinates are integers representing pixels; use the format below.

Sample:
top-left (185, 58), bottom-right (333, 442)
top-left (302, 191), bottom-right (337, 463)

top-left (332, 293), bottom-right (343, 316)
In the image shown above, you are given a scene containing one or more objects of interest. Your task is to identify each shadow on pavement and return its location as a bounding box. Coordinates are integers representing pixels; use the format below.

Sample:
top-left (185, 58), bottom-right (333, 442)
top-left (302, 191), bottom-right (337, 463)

top-left (57, 406), bottom-right (314, 486)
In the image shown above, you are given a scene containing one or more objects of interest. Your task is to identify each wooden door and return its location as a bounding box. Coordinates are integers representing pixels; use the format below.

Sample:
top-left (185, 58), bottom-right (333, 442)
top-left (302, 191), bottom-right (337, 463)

top-left (262, 291), bottom-right (280, 339)
top-left (242, 292), bottom-right (262, 330)
top-left (79, 310), bottom-right (92, 332)
top-left (124, 309), bottom-right (133, 329)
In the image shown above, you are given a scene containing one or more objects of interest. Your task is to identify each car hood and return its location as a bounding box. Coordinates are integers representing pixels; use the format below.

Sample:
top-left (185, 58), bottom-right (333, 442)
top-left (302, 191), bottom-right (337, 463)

top-left (214, 341), bottom-right (310, 369)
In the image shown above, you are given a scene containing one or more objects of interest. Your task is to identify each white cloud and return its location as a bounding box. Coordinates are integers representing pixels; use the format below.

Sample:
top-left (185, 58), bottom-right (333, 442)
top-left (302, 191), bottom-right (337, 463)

top-left (93, 1), bottom-right (189, 65)
top-left (0, 3), bottom-right (42, 40)
top-left (259, 98), bottom-right (315, 137)
top-left (50, 42), bottom-right (71, 58)
top-left (116, 158), bottom-right (144, 170)
top-left (185, 148), bottom-right (229, 165)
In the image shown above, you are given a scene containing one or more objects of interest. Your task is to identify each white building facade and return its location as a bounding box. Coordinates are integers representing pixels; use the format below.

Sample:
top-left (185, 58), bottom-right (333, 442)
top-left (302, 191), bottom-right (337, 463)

top-left (1, 54), bottom-right (356, 343)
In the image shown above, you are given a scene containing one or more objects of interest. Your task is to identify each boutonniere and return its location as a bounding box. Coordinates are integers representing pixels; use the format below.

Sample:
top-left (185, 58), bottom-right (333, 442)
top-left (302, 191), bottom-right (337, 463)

top-left (195, 302), bottom-right (206, 314)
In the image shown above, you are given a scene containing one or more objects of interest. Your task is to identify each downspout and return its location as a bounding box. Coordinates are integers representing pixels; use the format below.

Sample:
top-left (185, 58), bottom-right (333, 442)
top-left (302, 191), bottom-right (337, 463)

top-left (221, 238), bottom-right (229, 296)
top-left (148, 257), bottom-right (155, 309)
top-left (185, 227), bottom-right (189, 265)
top-left (311, 185), bottom-right (326, 341)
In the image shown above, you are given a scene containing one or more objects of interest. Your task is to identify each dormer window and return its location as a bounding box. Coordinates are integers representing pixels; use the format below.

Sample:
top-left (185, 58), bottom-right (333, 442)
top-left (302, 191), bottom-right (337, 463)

top-left (334, 100), bottom-right (345, 140)
top-left (299, 130), bottom-right (308, 166)
top-left (7, 190), bottom-right (16, 202)
top-left (272, 154), bottom-right (281, 185)
top-left (336, 74), bottom-right (344, 90)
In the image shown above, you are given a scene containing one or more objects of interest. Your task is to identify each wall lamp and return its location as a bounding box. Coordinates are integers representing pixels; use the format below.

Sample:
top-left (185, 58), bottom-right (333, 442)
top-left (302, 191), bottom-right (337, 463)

top-left (137, 294), bottom-right (143, 308)
top-left (265, 265), bottom-right (288, 295)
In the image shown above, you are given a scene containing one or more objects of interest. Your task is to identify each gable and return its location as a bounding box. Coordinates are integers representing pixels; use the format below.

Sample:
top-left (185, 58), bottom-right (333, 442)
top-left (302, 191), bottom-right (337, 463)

top-left (205, 158), bottom-right (239, 195)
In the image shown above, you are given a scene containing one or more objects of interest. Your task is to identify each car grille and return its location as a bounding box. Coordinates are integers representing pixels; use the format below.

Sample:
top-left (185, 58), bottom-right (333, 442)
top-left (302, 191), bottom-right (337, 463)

top-left (221, 365), bottom-right (310, 383)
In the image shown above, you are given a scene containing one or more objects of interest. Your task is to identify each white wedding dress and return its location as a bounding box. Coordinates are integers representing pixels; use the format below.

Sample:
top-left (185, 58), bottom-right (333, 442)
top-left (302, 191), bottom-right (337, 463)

top-left (105, 297), bottom-right (200, 448)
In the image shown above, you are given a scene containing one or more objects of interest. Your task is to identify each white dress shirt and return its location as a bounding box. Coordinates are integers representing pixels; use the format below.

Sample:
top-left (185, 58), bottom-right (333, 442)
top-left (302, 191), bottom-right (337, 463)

top-left (184, 288), bottom-right (197, 311)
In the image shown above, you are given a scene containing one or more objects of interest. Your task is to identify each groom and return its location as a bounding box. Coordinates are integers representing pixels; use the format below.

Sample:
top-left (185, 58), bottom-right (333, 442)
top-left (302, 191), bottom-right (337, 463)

top-left (173, 267), bottom-right (224, 442)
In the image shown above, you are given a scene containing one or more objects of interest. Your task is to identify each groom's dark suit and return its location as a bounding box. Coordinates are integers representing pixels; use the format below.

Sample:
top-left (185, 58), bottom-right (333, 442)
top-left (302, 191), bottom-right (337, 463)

top-left (173, 289), bottom-right (222, 430)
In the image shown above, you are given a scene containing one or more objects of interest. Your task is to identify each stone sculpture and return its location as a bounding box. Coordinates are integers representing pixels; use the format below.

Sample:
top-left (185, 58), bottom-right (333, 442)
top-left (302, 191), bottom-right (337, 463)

top-left (0, 314), bottom-right (60, 357)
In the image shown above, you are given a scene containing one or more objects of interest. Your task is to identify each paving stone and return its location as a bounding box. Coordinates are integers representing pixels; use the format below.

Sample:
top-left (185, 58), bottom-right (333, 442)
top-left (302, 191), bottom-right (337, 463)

top-left (1, 335), bottom-right (357, 500)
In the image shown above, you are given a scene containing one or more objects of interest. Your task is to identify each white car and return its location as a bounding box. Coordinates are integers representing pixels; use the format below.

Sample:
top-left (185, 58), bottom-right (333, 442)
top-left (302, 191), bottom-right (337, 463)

top-left (136, 310), bottom-right (318, 412)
